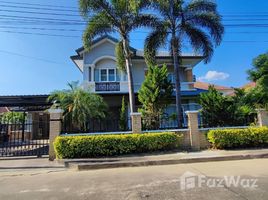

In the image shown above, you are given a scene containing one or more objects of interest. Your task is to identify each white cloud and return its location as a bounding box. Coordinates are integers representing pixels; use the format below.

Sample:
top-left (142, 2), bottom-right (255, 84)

top-left (198, 71), bottom-right (230, 82)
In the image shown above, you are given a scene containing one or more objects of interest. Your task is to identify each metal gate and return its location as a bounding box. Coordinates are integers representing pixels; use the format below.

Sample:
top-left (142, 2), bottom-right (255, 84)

top-left (0, 121), bottom-right (49, 157)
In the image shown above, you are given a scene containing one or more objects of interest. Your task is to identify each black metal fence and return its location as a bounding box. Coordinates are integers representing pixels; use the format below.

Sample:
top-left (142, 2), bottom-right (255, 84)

top-left (62, 117), bottom-right (132, 134)
top-left (142, 115), bottom-right (188, 131)
top-left (198, 113), bottom-right (257, 128)
top-left (0, 121), bottom-right (49, 157)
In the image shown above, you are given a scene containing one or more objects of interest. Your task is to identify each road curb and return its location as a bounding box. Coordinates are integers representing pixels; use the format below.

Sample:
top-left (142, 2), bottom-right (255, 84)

top-left (65, 153), bottom-right (268, 171)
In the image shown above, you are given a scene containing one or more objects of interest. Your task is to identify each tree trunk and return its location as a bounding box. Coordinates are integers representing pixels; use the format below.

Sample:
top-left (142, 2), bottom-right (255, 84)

top-left (171, 33), bottom-right (183, 128)
top-left (122, 37), bottom-right (136, 114)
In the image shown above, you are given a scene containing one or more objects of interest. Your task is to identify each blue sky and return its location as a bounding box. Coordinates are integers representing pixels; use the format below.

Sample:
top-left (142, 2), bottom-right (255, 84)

top-left (0, 0), bottom-right (267, 95)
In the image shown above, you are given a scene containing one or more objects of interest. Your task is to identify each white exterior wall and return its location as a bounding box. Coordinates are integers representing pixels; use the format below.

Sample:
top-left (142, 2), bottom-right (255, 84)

top-left (81, 39), bottom-right (195, 93)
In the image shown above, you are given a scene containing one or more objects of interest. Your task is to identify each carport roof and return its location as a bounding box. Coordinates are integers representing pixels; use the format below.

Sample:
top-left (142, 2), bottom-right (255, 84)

top-left (0, 95), bottom-right (51, 107)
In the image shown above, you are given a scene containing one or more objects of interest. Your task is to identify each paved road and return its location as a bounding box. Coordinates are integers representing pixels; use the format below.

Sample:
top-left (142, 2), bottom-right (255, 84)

top-left (0, 159), bottom-right (267, 200)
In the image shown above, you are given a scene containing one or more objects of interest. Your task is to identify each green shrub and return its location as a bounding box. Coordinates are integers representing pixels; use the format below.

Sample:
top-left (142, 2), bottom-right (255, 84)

top-left (54, 132), bottom-right (182, 159)
top-left (207, 127), bottom-right (268, 149)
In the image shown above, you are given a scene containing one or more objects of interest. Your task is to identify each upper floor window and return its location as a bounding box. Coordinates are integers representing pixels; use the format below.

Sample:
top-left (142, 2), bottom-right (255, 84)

top-left (94, 68), bottom-right (119, 82)
top-left (88, 67), bottom-right (92, 82)
top-left (168, 73), bottom-right (175, 83)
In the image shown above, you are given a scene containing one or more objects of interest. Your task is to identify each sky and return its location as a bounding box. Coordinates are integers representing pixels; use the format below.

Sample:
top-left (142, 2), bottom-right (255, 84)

top-left (0, 0), bottom-right (267, 95)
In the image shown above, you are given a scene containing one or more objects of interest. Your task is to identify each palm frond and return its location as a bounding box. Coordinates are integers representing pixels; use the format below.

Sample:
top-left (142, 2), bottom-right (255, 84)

top-left (185, 0), bottom-right (217, 13)
top-left (144, 24), bottom-right (168, 66)
top-left (79, 0), bottom-right (108, 17)
top-left (130, 14), bottom-right (159, 30)
top-left (83, 11), bottom-right (114, 51)
top-left (182, 23), bottom-right (213, 63)
top-left (186, 12), bottom-right (224, 45)
top-left (115, 40), bottom-right (126, 71)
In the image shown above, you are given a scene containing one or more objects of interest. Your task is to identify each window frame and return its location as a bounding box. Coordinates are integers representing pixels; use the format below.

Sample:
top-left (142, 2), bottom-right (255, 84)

top-left (98, 68), bottom-right (117, 82)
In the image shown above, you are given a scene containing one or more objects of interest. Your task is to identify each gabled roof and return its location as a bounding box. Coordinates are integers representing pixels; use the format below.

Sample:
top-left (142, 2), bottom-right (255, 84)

top-left (71, 34), bottom-right (205, 72)
top-left (75, 35), bottom-right (137, 55)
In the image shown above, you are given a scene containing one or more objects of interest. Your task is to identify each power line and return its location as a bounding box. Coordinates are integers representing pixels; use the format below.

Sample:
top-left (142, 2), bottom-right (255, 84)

top-left (0, 14), bottom-right (85, 23)
top-left (0, 26), bottom-right (83, 32)
top-left (0, 30), bottom-right (79, 38)
top-left (1, 25), bottom-right (268, 35)
top-left (0, 0), bottom-right (77, 9)
top-left (0, 4), bottom-right (78, 13)
top-left (1, 29), bottom-right (268, 43)
top-left (0, 9), bottom-right (81, 17)
top-left (0, 49), bottom-right (67, 65)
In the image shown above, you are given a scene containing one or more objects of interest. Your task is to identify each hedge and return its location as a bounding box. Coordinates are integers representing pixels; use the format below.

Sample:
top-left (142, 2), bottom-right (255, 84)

top-left (207, 127), bottom-right (268, 149)
top-left (54, 132), bottom-right (182, 159)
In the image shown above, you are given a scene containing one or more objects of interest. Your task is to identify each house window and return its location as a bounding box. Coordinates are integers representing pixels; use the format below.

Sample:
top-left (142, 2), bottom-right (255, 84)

top-left (168, 73), bottom-right (175, 83)
top-left (108, 69), bottom-right (115, 81)
top-left (88, 67), bottom-right (91, 82)
top-left (97, 68), bottom-right (117, 82)
top-left (100, 69), bottom-right (107, 81)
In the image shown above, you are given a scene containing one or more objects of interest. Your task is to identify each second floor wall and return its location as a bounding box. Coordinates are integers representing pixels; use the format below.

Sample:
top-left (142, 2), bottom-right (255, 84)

top-left (71, 35), bottom-right (203, 93)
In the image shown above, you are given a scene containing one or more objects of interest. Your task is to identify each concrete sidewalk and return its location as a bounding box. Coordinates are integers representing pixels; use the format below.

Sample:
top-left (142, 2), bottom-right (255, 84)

top-left (0, 156), bottom-right (65, 170)
top-left (61, 148), bottom-right (268, 170)
top-left (1, 149), bottom-right (268, 171)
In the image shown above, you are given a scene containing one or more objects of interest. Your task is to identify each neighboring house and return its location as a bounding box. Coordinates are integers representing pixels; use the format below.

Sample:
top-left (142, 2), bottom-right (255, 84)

top-left (0, 107), bottom-right (9, 114)
top-left (194, 81), bottom-right (235, 96)
top-left (241, 82), bottom-right (256, 91)
top-left (71, 35), bottom-right (206, 124)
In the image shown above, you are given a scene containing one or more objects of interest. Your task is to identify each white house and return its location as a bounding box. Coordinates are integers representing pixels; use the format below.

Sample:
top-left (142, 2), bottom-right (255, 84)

top-left (71, 35), bottom-right (206, 126)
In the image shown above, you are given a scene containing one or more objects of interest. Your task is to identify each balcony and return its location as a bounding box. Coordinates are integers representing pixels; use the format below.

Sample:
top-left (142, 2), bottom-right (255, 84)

top-left (95, 82), bottom-right (120, 92)
top-left (83, 81), bottom-right (195, 93)
top-left (172, 82), bottom-right (195, 90)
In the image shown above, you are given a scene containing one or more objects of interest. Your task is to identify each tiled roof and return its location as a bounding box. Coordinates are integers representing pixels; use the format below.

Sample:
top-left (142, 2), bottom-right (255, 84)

top-left (0, 107), bottom-right (9, 113)
top-left (135, 50), bottom-right (203, 58)
top-left (241, 82), bottom-right (256, 90)
top-left (194, 81), bottom-right (233, 91)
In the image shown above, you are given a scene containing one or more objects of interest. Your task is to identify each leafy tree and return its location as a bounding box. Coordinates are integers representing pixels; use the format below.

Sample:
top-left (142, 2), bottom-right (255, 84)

top-left (48, 82), bottom-right (107, 131)
top-left (144, 0), bottom-right (224, 127)
top-left (138, 64), bottom-right (173, 129)
top-left (79, 0), bottom-right (155, 114)
top-left (200, 86), bottom-right (255, 127)
top-left (0, 112), bottom-right (26, 124)
top-left (119, 96), bottom-right (128, 131)
top-left (246, 52), bottom-right (268, 107)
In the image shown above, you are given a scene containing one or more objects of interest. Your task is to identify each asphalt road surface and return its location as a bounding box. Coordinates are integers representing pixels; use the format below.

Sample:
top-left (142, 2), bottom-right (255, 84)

top-left (0, 158), bottom-right (267, 200)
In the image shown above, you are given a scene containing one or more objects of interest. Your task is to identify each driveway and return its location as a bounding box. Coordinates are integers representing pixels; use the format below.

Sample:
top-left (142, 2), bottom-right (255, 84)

top-left (0, 158), bottom-right (267, 200)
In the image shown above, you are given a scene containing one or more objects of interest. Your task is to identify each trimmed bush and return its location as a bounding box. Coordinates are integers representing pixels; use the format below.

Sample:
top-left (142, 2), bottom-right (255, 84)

top-left (54, 132), bottom-right (182, 159)
top-left (207, 127), bottom-right (268, 149)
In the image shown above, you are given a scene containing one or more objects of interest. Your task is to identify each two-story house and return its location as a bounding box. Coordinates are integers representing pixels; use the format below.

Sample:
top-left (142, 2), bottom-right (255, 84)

top-left (71, 35), bottom-right (206, 125)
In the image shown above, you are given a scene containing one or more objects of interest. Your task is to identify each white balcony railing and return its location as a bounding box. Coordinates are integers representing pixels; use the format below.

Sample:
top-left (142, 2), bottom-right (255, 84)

top-left (83, 81), bottom-right (195, 93)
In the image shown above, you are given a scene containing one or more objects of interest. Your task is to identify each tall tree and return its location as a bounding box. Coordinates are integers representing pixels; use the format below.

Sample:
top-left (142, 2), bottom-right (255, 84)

top-left (144, 0), bottom-right (224, 127)
top-left (200, 86), bottom-right (255, 127)
top-left (79, 0), bottom-right (155, 113)
top-left (246, 52), bottom-right (268, 107)
top-left (138, 64), bottom-right (173, 129)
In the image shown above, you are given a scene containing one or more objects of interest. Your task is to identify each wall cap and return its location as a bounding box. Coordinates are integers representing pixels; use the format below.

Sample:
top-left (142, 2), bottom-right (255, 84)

top-left (48, 108), bottom-right (64, 114)
top-left (185, 110), bottom-right (199, 114)
top-left (131, 112), bottom-right (142, 116)
top-left (256, 109), bottom-right (267, 112)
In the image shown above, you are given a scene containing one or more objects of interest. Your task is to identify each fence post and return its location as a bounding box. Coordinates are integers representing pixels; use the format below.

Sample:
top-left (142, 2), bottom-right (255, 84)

top-left (185, 110), bottom-right (200, 151)
top-left (48, 108), bottom-right (63, 161)
top-left (256, 109), bottom-right (268, 127)
top-left (131, 112), bottom-right (142, 133)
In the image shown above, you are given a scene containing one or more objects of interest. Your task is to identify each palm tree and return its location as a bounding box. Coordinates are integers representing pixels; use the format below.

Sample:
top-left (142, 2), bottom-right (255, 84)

top-left (79, 0), bottom-right (155, 114)
top-left (48, 82), bottom-right (107, 131)
top-left (144, 0), bottom-right (224, 127)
